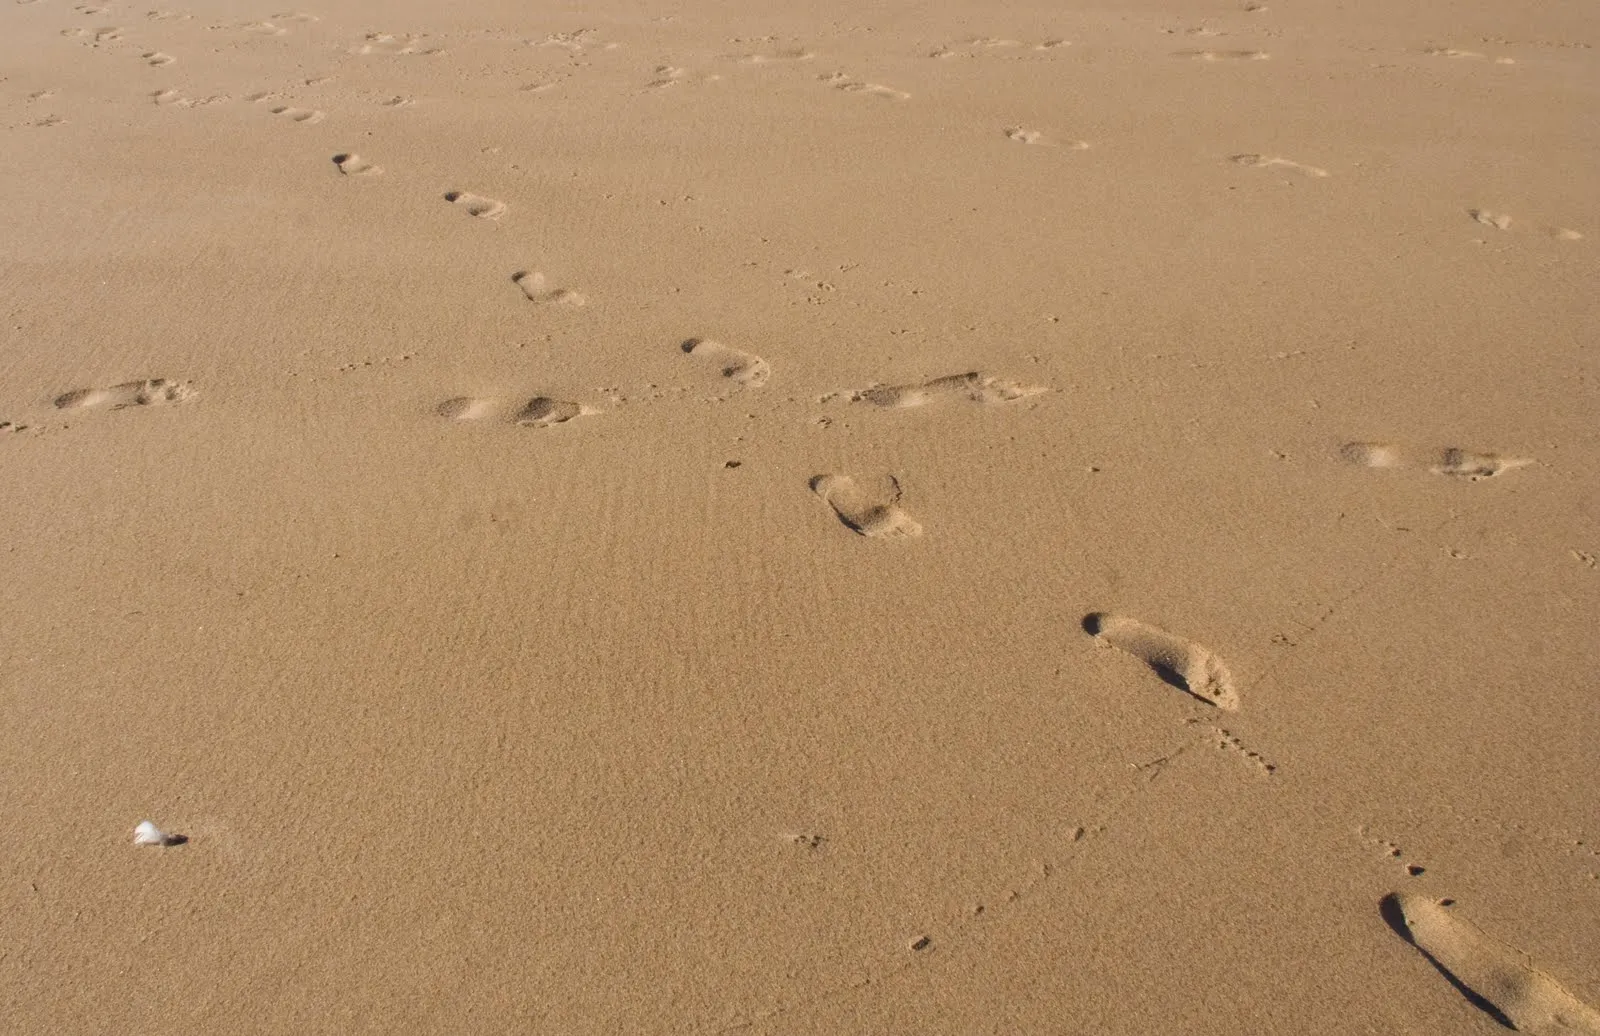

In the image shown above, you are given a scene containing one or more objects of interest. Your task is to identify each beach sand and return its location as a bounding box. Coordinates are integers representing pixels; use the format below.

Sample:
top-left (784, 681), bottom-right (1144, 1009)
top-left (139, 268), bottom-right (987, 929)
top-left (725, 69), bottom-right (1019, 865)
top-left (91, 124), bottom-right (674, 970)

top-left (1, 0), bottom-right (1596, 1031)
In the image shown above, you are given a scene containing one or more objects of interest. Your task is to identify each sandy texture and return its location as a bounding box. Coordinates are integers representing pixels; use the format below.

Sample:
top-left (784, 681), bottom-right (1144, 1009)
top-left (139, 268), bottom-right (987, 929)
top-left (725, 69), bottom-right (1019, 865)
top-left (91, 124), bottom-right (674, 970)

top-left (1, 0), bottom-right (1596, 1031)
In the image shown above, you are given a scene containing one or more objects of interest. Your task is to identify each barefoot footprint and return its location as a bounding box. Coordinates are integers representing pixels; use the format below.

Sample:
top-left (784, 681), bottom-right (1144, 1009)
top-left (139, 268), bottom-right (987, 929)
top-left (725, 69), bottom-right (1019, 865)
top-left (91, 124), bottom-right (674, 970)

top-left (840, 371), bottom-right (1045, 408)
top-left (1339, 442), bottom-right (1532, 481)
top-left (512, 271), bottom-right (586, 306)
top-left (54, 379), bottom-right (195, 410)
top-left (436, 395), bottom-right (596, 428)
top-left (1381, 894), bottom-right (1600, 1035)
top-left (332, 153), bottom-right (381, 176)
top-left (1083, 613), bottom-right (1239, 710)
top-left (810, 474), bottom-right (923, 539)
top-left (444, 191), bottom-right (507, 220)
top-left (681, 338), bottom-right (770, 389)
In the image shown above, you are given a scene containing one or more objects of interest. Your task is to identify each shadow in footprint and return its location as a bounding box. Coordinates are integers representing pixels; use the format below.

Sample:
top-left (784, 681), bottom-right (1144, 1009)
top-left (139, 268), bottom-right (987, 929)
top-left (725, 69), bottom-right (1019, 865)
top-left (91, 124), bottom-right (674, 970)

top-left (810, 474), bottom-right (922, 539)
top-left (1378, 895), bottom-right (1516, 1030)
top-left (1083, 612), bottom-right (1239, 710)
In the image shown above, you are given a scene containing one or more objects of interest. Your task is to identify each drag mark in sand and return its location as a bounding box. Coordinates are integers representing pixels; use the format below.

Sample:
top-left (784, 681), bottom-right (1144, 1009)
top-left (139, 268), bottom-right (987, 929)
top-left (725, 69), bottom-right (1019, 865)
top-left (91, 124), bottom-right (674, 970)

top-left (444, 191), bottom-right (506, 220)
top-left (1339, 442), bottom-right (1532, 481)
top-left (1083, 613), bottom-right (1240, 710)
top-left (831, 371), bottom-right (1045, 409)
top-left (54, 379), bottom-right (195, 410)
top-left (681, 338), bottom-right (769, 389)
top-left (1381, 894), bottom-right (1600, 1035)
top-left (512, 271), bottom-right (586, 306)
top-left (436, 395), bottom-right (597, 428)
top-left (810, 474), bottom-right (923, 539)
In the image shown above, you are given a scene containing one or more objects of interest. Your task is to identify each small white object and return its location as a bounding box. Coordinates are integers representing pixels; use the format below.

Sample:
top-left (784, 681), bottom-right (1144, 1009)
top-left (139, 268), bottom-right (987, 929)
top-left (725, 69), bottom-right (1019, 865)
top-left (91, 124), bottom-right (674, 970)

top-left (133, 820), bottom-right (178, 847)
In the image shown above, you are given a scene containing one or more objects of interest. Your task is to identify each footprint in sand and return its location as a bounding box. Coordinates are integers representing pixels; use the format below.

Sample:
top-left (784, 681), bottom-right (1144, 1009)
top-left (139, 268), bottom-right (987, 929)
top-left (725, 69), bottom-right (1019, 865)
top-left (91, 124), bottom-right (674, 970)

top-left (1469, 208), bottom-right (1513, 230)
top-left (512, 272), bottom-right (586, 306)
top-left (332, 153), bottom-right (381, 176)
top-left (837, 371), bottom-right (1045, 409)
top-left (682, 338), bottom-right (770, 389)
top-left (1230, 154), bottom-right (1328, 177)
top-left (810, 474), bottom-right (923, 539)
top-left (739, 47), bottom-right (815, 64)
top-left (444, 191), bottom-right (506, 220)
top-left (1339, 442), bottom-right (1532, 481)
top-left (54, 379), bottom-right (195, 411)
top-left (142, 51), bottom-right (175, 66)
top-left (1425, 47), bottom-right (1516, 64)
top-left (270, 105), bottom-right (325, 123)
top-left (436, 395), bottom-right (597, 428)
top-left (1083, 613), bottom-right (1240, 710)
top-left (1005, 127), bottom-right (1090, 149)
top-left (819, 72), bottom-right (909, 100)
top-left (1174, 48), bottom-right (1269, 61)
top-left (1381, 894), bottom-right (1600, 1035)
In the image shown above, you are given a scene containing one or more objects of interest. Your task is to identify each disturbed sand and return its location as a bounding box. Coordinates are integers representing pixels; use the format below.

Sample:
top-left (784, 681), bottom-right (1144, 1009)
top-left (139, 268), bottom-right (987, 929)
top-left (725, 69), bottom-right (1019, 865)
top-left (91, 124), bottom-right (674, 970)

top-left (1, 0), bottom-right (1597, 1031)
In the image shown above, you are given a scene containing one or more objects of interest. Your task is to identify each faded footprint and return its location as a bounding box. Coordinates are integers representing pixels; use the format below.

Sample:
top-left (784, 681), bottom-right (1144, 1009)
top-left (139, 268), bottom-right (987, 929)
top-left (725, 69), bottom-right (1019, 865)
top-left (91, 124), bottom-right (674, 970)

top-left (1083, 613), bottom-right (1239, 710)
top-left (142, 51), bottom-right (175, 66)
top-left (837, 371), bottom-right (1045, 409)
top-left (435, 395), bottom-right (596, 428)
top-left (1230, 153), bottom-right (1328, 177)
top-left (332, 153), bottom-right (381, 176)
top-left (682, 338), bottom-right (770, 389)
top-left (819, 72), bottom-right (909, 100)
top-left (1339, 442), bottom-right (1532, 481)
top-left (810, 474), bottom-right (923, 539)
top-left (1469, 208), bottom-right (1513, 230)
top-left (1381, 894), bottom-right (1600, 1035)
top-left (54, 379), bottom-right (195, 410)
top-left (444, 191), bottom-right (506, 220)
top-left (270, 105), bottom-right (324, 123)
top-left (512, 271), bottom-right (586, 306)
top-left (1174, 48), bottom-right (1269, 61)
top-left (739, 47), bottom-right (814, 64)
top-left (1005, 127), bottom-right (1089, 149)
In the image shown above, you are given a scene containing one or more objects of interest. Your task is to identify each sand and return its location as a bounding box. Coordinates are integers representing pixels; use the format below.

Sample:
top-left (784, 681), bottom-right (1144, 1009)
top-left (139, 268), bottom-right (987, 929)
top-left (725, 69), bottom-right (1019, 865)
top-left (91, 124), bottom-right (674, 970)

top-left (1, 0), bottom-right (1596, 1031)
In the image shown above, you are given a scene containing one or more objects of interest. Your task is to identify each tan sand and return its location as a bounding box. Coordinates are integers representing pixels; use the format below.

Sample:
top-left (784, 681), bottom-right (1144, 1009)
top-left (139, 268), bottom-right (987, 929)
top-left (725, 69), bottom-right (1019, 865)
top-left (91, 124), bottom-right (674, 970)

top-left (1, 0), bottom-right (1596, 1031)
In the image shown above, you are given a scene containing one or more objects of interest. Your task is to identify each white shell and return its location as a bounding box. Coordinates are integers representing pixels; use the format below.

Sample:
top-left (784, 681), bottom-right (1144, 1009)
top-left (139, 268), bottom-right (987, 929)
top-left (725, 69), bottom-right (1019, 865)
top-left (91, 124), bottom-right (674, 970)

top-left (133, 820), bottom-right (174, 846)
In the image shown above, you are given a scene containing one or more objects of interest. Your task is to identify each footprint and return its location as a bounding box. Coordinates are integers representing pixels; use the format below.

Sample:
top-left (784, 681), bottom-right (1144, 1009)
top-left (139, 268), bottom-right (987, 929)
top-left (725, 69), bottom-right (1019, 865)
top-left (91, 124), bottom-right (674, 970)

top-left (739, 47), bottom-right (814, 64)
top-left (1230, 153), bottom-right (1328, 177)
top-left (332, 153), bottom-right (381, 176)
top-left (839, 371), bottom-right (1045, 409)
top-left (1174, 48), bottom-right (1269, 61)
top-left (819, 72), bottom-right (909, 100)
top-left (1004, 127), bottom-right (1090, 149)
top-left (810, 474), bottom-right (923, 539)
top-left (1339, 442), bottom-right (1532, 481)
top-left (1082, 613), bottom-right (1240, 710)
top-left (444, 192), bottom-right (506, 220)
top-left (646, 65), bottom-right (722, 89)
top-left (142, 51), bottom-right (175, 66)
top-left (270, 106), bottom-right (325, 123)
top-left (54, 379), bottom-right (195, 410)
top-left (1469, 209), bottom-right (1513, 230)
top-left (1548, 227), bottom-right (1583, 241)
top-left (1425, 47), bottom-right (1516, 64)
top-left (1381, 894), bottom-right (1600, 1035)
top-left (512, 271), bottom-right (586, 306)
top-left (681, 338), bottom-right (770, 389)
top-left (435, 395), bottom-right (596, 428)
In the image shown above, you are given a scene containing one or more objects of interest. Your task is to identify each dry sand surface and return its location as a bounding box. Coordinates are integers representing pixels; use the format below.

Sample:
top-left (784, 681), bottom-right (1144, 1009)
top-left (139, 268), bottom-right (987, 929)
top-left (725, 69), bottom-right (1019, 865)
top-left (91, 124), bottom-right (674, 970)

top-left (2, 0), bottom-right (1597, 1031)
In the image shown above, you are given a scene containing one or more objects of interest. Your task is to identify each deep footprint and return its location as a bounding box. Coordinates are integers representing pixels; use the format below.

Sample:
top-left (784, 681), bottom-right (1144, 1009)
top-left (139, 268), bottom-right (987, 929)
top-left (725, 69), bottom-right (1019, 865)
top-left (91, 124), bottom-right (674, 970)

top-left (682, 338), bottom-right (770, 389)
top-left (1083, 613), bottom-right (1239, 710)
top-left (512, 271), bottom-right (586, 306)
top-left (436, 395), bottom-right (594, 428)
top-left (810, 474), bottom-right (923, 539)
top-left (444, 192), bottom-right (507, 220)
top-left (843, 371), bottom-right (1045, 408)
top-left (54, 379), bottom-right (195, 410)
top-left (332, 153), bottom-right (381, 176)
top-left (1381, 894), bottom-right (1600, 1035)
top-left (1339, 442), bottom-right (1532, 481)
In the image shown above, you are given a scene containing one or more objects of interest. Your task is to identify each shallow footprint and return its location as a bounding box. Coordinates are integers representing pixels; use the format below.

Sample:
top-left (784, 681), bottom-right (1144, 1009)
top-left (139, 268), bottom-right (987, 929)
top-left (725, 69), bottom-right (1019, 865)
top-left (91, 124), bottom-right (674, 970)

top-left (682, 338), bottom-right (770, 389)
top-left (1381, 894), bottom-right (1600, 1035)
top-left (55, 379), bottom-right (195, 410)
top-left (844, 371), bottom-right (1044, 408)
top-left (436, 395), bottom-right (595, 428)
top-left (1230, 153), bottom-right (1328, 177)
top-left (332, 152), bottom-right (381, 176)
top-left (1174, 48), bottom-right (1269, 60)
top-left (810, 474), bottom-right (923, 539)
top-left (1339, 442), bottom-right (1532, 481)
top-left (270, 105), bottom-right (325, 123)
top-left (1469, 208), bottom-right (1513, 230)
top-left (512, 271), bottom-right (586, 306)
top-left (1083, 613), bottom-right (1239, 710)
top-left (444, 191), bottom-right (506, 220)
